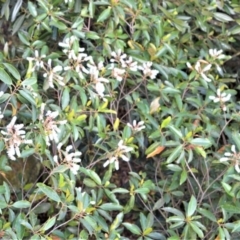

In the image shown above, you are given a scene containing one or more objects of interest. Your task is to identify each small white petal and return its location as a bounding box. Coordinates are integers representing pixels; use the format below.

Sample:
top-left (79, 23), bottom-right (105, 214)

top-left (219, 157), bottom-right (230, 162)
top-left (231, 145), bottom-right (236, 153)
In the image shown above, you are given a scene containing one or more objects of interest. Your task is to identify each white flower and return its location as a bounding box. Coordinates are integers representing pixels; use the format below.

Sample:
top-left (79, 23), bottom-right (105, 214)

top-left (26, 50), bottom-right (46, 71)
top-left (103, 156), bottom-right (118, 170)
top-left (209, 89), bottom-right (231, 111)
top-left (220, 145), bottom-right (240, 173)
top-left (138, 62), bottom-right (159, 79)
top-left (111, 66), bottom-right (125, 81)
top-left (103, 140), bottom-right (133, 170)
top-left (209, 49), bottom-right (225, 59)
top-left (0, 91), bottom-right (4, 98)
top-left (194, 61), bottom-right (212, 82)
top-left (43, 59), bottom-right (64, 88)
top-left (127, 120), bottom-right (145, 132)
top-left (1, 116), bottom-right (32, 160)
top-left (121, 56), bottom-right (138, 71)
top-left (59, 36), bottom-right (77, 49)
top-left (89, 67), bottom-right (109, 99)
top-left (110, 49), bottom-right (127, 63)
top-left (40, 108), bottom-right (67, 146)
top-left (54, 145), bottom-right (82, 175)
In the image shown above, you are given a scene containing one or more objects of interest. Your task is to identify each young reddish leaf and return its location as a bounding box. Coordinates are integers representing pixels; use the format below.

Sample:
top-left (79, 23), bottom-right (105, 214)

top-left (146, 146), bottom-right (165, 158)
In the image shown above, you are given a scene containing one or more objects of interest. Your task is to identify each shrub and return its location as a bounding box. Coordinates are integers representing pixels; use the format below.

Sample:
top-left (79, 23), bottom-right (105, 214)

top-left (0, 0), bottom-right (240, 239)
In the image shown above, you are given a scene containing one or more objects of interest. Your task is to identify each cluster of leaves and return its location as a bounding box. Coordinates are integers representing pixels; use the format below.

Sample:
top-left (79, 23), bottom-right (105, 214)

top-left (1, 0), bottom-right (240, 239)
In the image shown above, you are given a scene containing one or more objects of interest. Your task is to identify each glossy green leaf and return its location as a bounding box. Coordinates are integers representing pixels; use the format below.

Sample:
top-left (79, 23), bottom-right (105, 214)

top-left (0, 68), bottom-right (12, 85)
top-left (168, 125), bottom-right (183, 139)
top-left (39, 216), bottom-right (56, 232)
top-left (3, 63), bottom-right (20, 80)
top-left (37, 183), bottom-right (61, 203)
top-left (187, 195), bottom-right (197, 217)
top-left (100, 203), bottom-right (123, 211)
top-left (122, 222), bottom-right (141, 235)
top-left (61, 87), bottom-right (70, 110)
top-left (97, 7), bottom-right (112, 22)
top-left (12, 200), bottom-right (31, 209)
top-left (190, 138), bottom-right (212, 148)
top-left (28, 2), bottom-right (37, 17)
top-left (166, 145), bottom-right (184, 164)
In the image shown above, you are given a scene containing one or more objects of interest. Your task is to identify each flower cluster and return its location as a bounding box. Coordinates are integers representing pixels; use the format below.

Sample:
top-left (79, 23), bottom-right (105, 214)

top-left (59, 36), bottom-right (91, 79)
top-left (187, 60), bottom-right (212, 82)
top-left (110, 49), bottom-right (158, 80)
top-left (89, 65), bottom-right (109, 100)
top-left (103, 140), bottom-right (134, 170)
top-left (43, 59), bottom-right (64, 88)
top-left (209, 49), bottom-right (225, 59)
top-left (127, 120), bottom-right (145, 132)
top-left (26, 50), bottom-right (46, 71)
top-left (40, 104), bottom-right (67, 146)
top-left (54, 145), bottom-right (82, 175)
top-left (1, 116), bottom-right (32, 160)
top-left (220, 145), bottom-right (240, 173)
top-left (209, 89), bottom-right (231, 111)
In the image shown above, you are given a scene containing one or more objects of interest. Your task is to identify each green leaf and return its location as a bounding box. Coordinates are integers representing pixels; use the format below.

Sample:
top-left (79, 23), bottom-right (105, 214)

top-left (187, 195), bottom-right (197, 217)
top-left (97, 7), bottom-right (112, 22)
top-left (180, 169), bottom-right (188, 185)
top-left (221, 182), bottom-right (234, 197)
top-left (86, 31), bottom-right (100, 39)
top-left (162, 207), bottom-right (185, 218)
top-left (0, 201), bottom-right (8, 209)
top-left (166, 145), bottom-right (184, 164)
top-left (153, 198), bottom-right (165, 210)
top-left (20, 148), bottom-right (35, 158)
top-left (51, 19), bottom-right (67, 30)
top-left (0, 93), bottom-right (10, 104)
top-left (21, 77), bottom-right (37, 86)
top-left (28, 2), bottom-right (37, 17)
top-left (135, 187), bottom-right (150, 194)
top-left (189, 221), bottom-right (204, 238)
top-left (197, 208), bottom-right (217, 222)
top-left (88, 170), bottom-right (102, 185)
top-left (167, 164), bottom-right (182, 172)
top-left (232, 220), bottom-right (240, 232)
top-left (3, 63), bottom-right (20, 80)
top-left (110, 212), bottom-right (123, 231)
top-left (37, 183), bottom-right (61, 203)
top-left (168, 125), bottom-right (183, 139)
top-left (147, 232), bottom-right (166, 240)
top-left (83, 178), bottom-right (97, 188)
top-left (12, 15), bottom-right (25, 35)
top-left (12, 200), bottom-right (31, 209)
top-left (19, 90), bottom-right (36, 105)
top-left (112, 188), bottom-right (129, 194)
top-left (190, 138), bottom-right (212, 148)
top-left (61, 87), bottom-right (70, 110)
top-left (0, 68), bottom-right (12, 85)
top-left (52, 165), bottom-right (69, 173)
top-left (104, 189), bottom-right (119, 204)
top-left (39, 216), bottom-right (56, 232)
top-left (18, 31), bottom-right (30, 46)
top-left (232, 132), bottom-right (240, 153)
top-left (20, 220), bottom-right (33, 231)
top-left (161, 116), bottom-right (172, 129)
top-left (140, 213), bottom-right (147, 230)
top-left (122, 222), bottom-right (141, 235)
top-left (100, 203), bottom-right (123, 211)
top-left (213, 12), bottom-right (234, 22)
top-left (3, 182), bottom-right (10, 203)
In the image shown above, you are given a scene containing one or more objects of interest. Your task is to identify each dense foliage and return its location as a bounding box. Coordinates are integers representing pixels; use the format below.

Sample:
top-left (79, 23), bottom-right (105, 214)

top-left (1, 0), bottom-right (240, 239)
